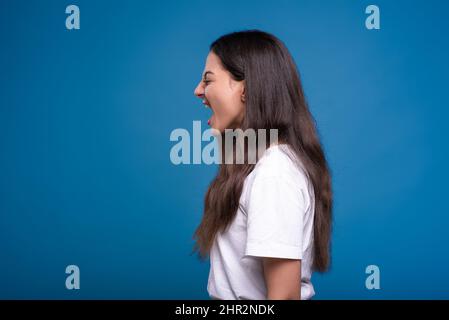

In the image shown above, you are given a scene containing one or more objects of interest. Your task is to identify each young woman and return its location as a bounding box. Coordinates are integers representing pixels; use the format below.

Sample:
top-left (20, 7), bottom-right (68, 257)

top-left (192, 30), bottom-right (332, 300)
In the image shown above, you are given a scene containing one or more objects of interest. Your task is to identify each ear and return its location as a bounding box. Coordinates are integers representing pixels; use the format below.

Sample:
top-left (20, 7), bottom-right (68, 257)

top-left (240, 81), bottom-right (246, 102)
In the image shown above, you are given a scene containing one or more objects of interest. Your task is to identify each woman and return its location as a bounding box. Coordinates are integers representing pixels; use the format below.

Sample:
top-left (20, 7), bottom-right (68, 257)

top-left (192, 30), bottom-right (332, 300)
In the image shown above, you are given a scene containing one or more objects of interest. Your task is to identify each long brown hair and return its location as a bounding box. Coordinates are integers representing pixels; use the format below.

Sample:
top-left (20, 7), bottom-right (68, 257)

top-left (192, 30), bottom-right (333, 272)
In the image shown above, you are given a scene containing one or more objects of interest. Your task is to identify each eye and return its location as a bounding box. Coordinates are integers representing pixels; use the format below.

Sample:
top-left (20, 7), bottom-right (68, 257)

top-left (203, 79), bottom-right (211, 85)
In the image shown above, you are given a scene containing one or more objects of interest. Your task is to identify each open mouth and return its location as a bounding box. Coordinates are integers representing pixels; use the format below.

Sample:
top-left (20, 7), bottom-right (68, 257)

top-left (202, 99), bottom-right (214, 126)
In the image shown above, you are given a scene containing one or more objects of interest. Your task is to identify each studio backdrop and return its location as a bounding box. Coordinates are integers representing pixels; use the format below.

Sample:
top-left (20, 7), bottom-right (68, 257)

top-left (1, 0), bottom-right (448, 299)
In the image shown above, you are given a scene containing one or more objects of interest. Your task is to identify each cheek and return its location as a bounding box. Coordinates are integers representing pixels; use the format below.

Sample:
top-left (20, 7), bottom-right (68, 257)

top-left (208, 84), bottom-right (240, 116)
top-left (205, 82), bottom-right (244, 130)
top-left (220, 93), bottom-right (243, 121)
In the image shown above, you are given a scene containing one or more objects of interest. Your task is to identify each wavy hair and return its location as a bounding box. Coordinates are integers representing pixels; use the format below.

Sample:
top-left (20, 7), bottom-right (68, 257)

top-left (192, 30), bottom-right (333, 272)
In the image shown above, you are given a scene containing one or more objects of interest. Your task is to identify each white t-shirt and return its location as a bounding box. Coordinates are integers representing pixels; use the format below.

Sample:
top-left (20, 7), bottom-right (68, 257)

top-left (207, 144), bottom-right (316, 300)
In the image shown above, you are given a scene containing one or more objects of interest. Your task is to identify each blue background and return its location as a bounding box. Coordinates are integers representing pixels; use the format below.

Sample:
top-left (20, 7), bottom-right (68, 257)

top-left (1, 0), bottom-right (448, 299)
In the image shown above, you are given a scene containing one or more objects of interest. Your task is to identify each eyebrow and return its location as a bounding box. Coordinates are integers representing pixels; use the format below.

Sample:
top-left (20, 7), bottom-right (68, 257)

top-left (202, 71), bottom-right (214, 79)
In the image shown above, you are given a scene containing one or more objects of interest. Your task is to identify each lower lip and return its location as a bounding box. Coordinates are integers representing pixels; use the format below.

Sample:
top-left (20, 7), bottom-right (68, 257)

top-left (208, 115), bottom-right (214, 126)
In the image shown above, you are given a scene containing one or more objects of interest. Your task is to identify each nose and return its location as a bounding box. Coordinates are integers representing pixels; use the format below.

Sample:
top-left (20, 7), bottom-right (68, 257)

top-left (194, 81), bottom-right (204, 98)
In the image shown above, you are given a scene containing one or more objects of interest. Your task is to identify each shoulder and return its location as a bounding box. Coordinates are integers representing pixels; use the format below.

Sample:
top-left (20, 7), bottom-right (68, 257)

top-left (253, 144), bottom-right (309, 186)
top-left (240, 144), bottom-right (314, 208)
top-left (243, 144), bottom-right (315, 219)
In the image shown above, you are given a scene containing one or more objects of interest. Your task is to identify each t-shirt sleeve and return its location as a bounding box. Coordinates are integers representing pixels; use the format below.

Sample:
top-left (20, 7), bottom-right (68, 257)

top-left (244, 174), bottom-right (307, 260)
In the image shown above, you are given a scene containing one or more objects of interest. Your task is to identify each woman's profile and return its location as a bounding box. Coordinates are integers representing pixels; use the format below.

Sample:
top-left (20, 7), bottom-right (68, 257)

top-left (192, 30), bottom-right (333, 300)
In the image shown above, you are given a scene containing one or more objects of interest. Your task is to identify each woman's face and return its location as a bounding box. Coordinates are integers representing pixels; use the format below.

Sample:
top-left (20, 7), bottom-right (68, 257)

top-left (194, 52), bottom-right (245, 132)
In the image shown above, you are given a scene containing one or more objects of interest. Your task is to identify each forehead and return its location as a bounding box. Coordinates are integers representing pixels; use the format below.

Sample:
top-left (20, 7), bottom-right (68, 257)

top-left (203, 52), bottom-right (224, 75)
